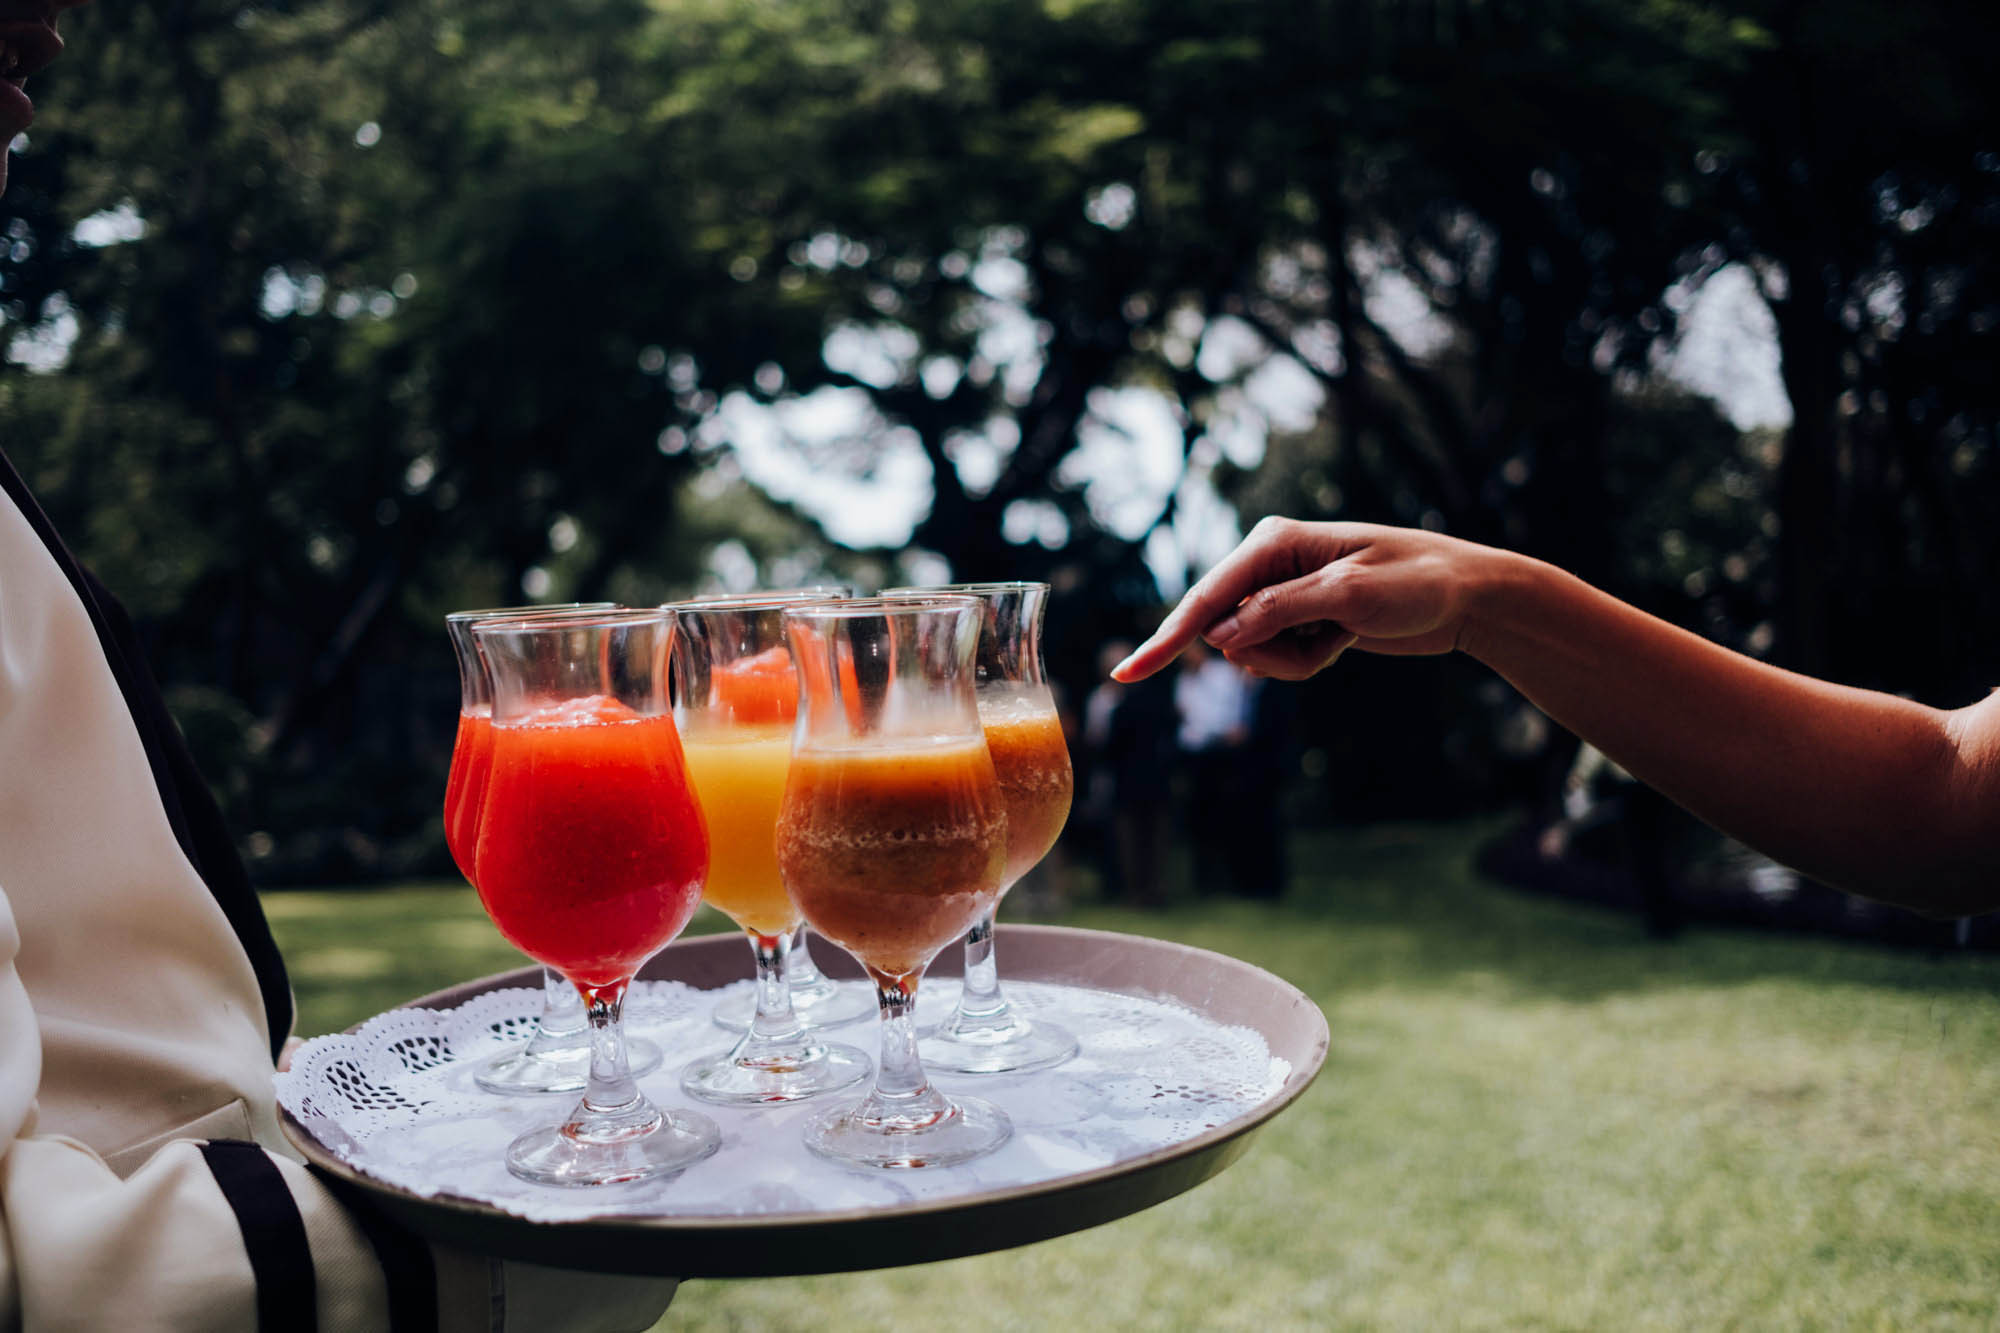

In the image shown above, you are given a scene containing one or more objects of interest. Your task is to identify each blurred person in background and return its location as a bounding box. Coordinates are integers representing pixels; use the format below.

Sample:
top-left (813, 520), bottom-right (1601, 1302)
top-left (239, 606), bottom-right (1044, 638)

top-left (1114, 518), bottom-right (2000, 919)
top-left (1536, 743), bottom-right (1684, 938)
top-left (1233, 673), bottom-right (1301, 900)
top-left (1173, 639), bottom-right (1251, 896)
top-left (1082, 638), bottom-right (1178, 907)
top-left (1078, 641), bottom-right (1130, 896)
top-left (0, 4), bottom-right (676, 1327)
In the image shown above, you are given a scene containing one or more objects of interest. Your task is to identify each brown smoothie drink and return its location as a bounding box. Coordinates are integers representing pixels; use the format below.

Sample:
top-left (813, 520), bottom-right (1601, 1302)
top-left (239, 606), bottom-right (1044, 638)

top-left (776, 735), bottom-right (1007, 980)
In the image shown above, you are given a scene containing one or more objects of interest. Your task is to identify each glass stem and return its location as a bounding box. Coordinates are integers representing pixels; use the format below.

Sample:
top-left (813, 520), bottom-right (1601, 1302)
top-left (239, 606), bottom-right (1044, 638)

top-left (788, 924), bottom-right (826, 988)
top-left (746, 930), bottom-right (805, 1043)
top-left (525, 966), bottom-right (586, 1055)
top-left (870, 971), bottom-right (932, 1105)
top-left (578, 980), bottom-right (639, 1115)
top-left (954, 913), bottom-right (1007, 1020)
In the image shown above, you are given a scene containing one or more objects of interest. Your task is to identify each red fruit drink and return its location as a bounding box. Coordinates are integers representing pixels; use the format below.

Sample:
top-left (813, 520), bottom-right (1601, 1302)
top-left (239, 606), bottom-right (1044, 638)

top-left (443, 706), bottom-right (493, 881)
top-left (474, 696), bottom-right (710, 991)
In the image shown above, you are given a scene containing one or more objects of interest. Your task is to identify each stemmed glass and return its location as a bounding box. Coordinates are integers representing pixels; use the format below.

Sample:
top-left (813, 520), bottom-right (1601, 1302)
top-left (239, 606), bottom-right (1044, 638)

top-left (446, 603), bottom-right (663, 1094)
top-left (776, 597), bottom-right (1013, 1168)
top-left (688, 589), bottom-right (876, 1038)
top-left (668, 594), bottom-right (871, 1104)
top-left (885, 583), bottom-right (1078, 1074)
top-left (715, 926), bottom-right (876, 1033)
top-left (471, 608), bottom-right (720, 1185)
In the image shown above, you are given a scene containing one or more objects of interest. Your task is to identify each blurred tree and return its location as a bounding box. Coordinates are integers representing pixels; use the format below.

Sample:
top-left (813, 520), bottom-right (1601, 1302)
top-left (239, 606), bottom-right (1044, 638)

top-left (3, 0), bottom-right (1994, 878)
top-left (649, 0), bottom-right (1765, 788)
top-left (2, 0), bottom-right (789, 876)
top-left (1699, 0), bottom-right (2000, 700)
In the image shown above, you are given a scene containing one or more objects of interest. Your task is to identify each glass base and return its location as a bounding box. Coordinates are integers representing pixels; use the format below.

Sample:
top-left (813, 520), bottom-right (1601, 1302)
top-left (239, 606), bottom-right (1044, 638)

top-left (679, 1039), bottom-right (872, 1106)
top-left (711, 978), bottom-right (875, 1034)
top-left (919, 1015), bottom-right (1079, 1076)
top-left (474, 1034), bottom-right (663, 1096)
top-left (505, 1100), bottom-right (720, 1187)
top-left (803, 1091), bottom-right (1011, 1169)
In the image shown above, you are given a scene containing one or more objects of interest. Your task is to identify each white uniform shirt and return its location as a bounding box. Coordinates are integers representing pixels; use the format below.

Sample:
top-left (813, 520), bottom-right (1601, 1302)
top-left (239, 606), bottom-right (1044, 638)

top-left (0, 455), bottom-right (671, 1332)
top-left (1174, 657), bottom-right (1250, 752)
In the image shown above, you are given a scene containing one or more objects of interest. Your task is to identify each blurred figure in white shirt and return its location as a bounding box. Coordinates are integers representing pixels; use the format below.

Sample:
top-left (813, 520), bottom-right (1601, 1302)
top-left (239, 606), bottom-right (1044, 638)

top-left (1174, 640), bottom-right (1252, 896)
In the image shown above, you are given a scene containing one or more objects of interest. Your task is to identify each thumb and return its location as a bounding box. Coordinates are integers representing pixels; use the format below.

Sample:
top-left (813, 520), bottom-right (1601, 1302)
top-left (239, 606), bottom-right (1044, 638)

top-left (1223, 620), bottom-right (1360, 680)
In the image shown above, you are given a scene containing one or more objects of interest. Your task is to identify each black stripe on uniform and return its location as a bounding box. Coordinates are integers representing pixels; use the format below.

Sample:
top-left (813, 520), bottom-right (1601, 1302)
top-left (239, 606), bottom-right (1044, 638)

top-left (200, 1140), bottom-right (318, 1333)
top-left (310, 1165), bottom-right (441, 1333)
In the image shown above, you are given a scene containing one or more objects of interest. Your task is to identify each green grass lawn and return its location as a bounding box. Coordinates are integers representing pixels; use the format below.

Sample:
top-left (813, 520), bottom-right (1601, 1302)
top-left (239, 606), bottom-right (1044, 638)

top-left (265, 822), bottom-right (2000, 1331)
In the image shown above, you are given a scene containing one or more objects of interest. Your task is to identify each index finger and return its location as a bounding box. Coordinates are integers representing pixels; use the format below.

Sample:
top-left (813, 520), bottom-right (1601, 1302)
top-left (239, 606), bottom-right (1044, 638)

top-left (1111, 519), bottom-right (1315, 681)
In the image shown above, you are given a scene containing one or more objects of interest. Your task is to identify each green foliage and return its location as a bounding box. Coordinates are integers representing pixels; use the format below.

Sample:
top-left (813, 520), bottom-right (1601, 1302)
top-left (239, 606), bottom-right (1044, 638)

top-left (3, 0), bottom-right (1995, 873)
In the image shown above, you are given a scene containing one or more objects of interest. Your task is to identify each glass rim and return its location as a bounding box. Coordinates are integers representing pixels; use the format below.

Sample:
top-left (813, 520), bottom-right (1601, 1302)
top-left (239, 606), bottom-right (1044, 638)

top-left (779, 594), bottom-right (981, 621)
top-left (664, 590), bottom-right (848, 614)
top-left (445, 600), bottom-right (617, 625)
top-left (468, 606), bottom-right (671, 636)
top-left (878, 581), bottom-right (1049, 596)
top-left (675, 585), bottom-right (851, 605)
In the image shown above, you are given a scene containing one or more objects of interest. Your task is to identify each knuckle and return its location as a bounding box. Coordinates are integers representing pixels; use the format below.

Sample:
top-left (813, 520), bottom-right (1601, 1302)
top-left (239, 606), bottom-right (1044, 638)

top-left (1250, 514), bottom-right (1296, 544)
top-left (1243, 584), bottom-right (1289, 621)
top-left (1320, 564), bottom-right (1375, 621)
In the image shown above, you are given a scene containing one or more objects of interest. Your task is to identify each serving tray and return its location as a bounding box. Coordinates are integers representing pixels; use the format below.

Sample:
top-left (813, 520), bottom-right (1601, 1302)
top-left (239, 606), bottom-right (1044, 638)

top-left (279, 924), bottom-right (1327, 1277)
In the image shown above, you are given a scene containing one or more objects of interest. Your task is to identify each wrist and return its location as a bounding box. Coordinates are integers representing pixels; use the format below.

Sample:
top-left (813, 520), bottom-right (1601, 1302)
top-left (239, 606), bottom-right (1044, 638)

top-left (1455, 545), bottom-right (1551, 665)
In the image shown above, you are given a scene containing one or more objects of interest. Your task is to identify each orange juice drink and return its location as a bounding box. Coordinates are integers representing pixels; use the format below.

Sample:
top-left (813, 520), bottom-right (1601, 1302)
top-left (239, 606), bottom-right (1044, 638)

top-left (977, 685), bottom-right (1074, 891)
top-left (776, 735), bottom-right (1006, 979)
top-left (680, 722), bottom-right (800, 937)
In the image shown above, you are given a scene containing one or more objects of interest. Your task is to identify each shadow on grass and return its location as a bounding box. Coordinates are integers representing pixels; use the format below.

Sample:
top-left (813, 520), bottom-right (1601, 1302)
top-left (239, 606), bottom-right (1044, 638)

top-left (271, 819), bottom-right (2000, 1037)
top-left (1058, 820), bottom-right (2000, 1008)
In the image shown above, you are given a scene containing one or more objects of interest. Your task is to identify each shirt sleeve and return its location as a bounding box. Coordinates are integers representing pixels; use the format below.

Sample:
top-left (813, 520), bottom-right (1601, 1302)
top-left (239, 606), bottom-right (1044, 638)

top-left (0, 887), bottom-right (679, 1333)
top-left (0, 883), bottom-right (399, 1331)
top-left (0, 465), bottom-right (676, 1333)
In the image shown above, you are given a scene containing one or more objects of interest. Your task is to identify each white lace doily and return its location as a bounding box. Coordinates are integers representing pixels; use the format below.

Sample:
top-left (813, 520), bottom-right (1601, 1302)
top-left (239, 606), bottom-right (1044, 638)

top-left (277, 979), bottom-right (1291, 1225)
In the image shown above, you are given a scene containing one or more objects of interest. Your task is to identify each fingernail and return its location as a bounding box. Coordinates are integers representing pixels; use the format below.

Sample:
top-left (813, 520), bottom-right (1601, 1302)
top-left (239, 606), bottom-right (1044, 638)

top-left (1205, 614), bottom-right (1242, 648)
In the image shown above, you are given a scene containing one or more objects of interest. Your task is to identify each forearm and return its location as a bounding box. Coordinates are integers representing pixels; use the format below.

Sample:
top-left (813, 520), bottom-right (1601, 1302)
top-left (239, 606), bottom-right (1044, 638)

top-left (1461, 551), bottom-right (1995, 915)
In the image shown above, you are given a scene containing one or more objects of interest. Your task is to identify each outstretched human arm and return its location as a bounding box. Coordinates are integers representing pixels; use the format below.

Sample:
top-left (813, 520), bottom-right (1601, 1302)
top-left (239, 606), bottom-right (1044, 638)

top-left (1114, 518), bottom-right (2000, 916)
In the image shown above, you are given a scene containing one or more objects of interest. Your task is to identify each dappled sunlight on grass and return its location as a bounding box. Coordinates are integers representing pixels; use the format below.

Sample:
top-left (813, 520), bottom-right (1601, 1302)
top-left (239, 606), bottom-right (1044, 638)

top-left (287, 946), bottom-right (399, 982)
top-left (260, 822), bottom-right (2000, 1328)
top-left (422, 919), bottom-right (526, 951)
top-left (267, 884), bottom-right (737, 1034)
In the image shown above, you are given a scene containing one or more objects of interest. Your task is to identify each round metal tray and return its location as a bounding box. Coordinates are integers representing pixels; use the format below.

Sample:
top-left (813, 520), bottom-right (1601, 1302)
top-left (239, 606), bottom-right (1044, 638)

top-left (282, 924), bottom-right (1328, 1277)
